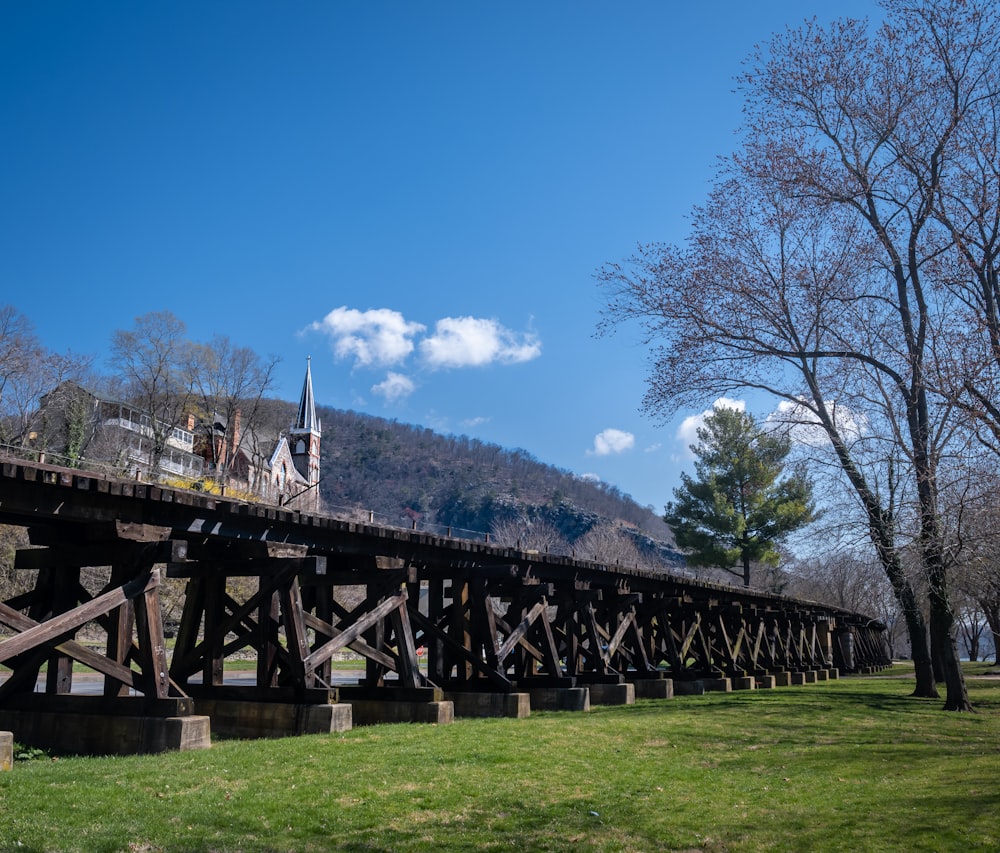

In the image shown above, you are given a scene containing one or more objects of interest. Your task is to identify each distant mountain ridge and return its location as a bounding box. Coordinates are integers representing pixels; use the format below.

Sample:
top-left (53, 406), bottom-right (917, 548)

top-left (310, 405), bottom-right (683, 570)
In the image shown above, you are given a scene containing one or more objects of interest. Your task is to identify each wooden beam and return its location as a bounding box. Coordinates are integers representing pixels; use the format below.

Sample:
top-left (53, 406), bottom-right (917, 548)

top-left (301, 611), bottom-right (395, 670)
top-left (497, 599), bottom-right (547, 662)
top-left (15, 540), bottom-right (185, 571)
top-left (0, 569), bottom-right (159, 664)
top-left (303, 592), bottom-right (406, 673)
top-left (166, 555), bottom-right (326, 578)
top-left (0, 601), bottom-right (138, 688)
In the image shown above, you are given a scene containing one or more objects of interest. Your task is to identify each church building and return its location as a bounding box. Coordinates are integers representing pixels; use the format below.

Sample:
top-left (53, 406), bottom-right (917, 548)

top-left (269, 357), bottom-right (323, 512)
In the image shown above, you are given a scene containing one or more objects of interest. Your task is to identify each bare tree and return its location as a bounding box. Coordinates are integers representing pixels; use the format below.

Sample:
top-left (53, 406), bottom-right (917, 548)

top-left (0, 524), bottom-right (31, 604)
top-left (599, 0), bottom-right (999, 711)
top-left (599, 175), bottom-right (944, 700)
top-left (574, 520), bottom-right (650, 571)
top-left (490, 511), bottom-right (568, 555)
top-left (108, 310), bottom-right (193, 478)
top-left (0, 305), bottom-right (91, 452)
top-left (184, 335), bottom-right (280, 488)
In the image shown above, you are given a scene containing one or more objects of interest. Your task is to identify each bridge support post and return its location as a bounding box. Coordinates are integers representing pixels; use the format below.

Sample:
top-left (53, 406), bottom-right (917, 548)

top-left (1, 731), bottom-right (11, 770)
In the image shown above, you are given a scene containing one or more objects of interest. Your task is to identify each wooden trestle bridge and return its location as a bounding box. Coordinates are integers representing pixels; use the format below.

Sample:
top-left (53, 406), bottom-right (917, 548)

top-left (0, 458), bottom-right (890, 755)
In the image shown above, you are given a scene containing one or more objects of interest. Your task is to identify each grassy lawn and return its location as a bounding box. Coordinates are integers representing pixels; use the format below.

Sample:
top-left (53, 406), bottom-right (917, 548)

top-left (0, 665), bottom-right (997, 852)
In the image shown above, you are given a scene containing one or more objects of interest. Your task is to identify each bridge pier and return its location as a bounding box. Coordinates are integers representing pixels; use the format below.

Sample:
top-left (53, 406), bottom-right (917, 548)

top-left (630, 675), bottom-right (674, 700)
top-left (0, 701), bottom-right (210, 755)
top-left (194, 699), bottom-right (352, 739)
top-left (445, 691), bottom-right (530, 718)
top-left (518, 678), bottom-right (590, 711)
top-left (1, 731), bottom-right (11, 770)
top-left (337, 686), bottom-right (453, 726)
top-left (587, 681), bottom-right (635, 705)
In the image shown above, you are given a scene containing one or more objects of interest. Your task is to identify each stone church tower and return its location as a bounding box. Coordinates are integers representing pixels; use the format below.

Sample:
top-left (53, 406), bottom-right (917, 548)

top-left (289, 357), bottom-right (321, 501)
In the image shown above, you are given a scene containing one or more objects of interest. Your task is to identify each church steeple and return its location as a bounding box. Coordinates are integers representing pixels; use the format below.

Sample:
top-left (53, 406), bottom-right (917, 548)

top-left (289, 357), bottom-right (321, 501)
top-left (294, 356), bottom-right (319, 433)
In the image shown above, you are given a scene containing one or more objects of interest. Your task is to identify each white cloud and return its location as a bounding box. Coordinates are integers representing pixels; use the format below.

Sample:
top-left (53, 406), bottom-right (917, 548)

top-left (461, 416), bottom-right (490, 429)
top-left (676, 397), bottom-right (746, 453)
top-left (372, 372), bottom-right (415, 403)
top-left (309, 307), bottom-right (425, 368)
top-left (768, 398), bottom-right (867, 447)
top-left (420, 316), bottom-right (541, 369)
top-left (588, 428), bottom-right (636, 456)
top-left (579, 472), bottom-right (602, 483)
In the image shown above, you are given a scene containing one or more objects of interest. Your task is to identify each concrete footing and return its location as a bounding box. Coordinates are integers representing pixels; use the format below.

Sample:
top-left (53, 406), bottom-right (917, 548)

top-left (336, 685), bottom-right (454, 726)
top-left (826, 668), bottom-right (840, 679)
top-left (195, 700), bottom-right (352, 739)
top-left (790, 672), bottom-right (808, 685)
top-left (773, 671), bottom-right (793, 686)
top-left (674, 680), bottom-right (706, 695)
top-left (1, 731), bottom-right (11, 771)
top-left (732, 676), bottom-right (756, 690)
top-left (632, 678), bottom-right (673, 700)
top-left (348, 700), bottom-right (453, 726)
top-left (587, 682), bottom-right (635, 706)
top-left (523, 686), bottom-right (590, 712)
top-left (445, 692), bottom-right (530, 718)
top-left (0, 710), bottom-right (211, 755)
top-left (756, 675), bottom-right (777, 689)
top-left (704, 677), bottom-right (732, 692)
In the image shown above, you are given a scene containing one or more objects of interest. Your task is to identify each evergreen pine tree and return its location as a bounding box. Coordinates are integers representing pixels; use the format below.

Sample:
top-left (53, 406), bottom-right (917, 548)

top-left (665, 407), bottom-right (816, 587)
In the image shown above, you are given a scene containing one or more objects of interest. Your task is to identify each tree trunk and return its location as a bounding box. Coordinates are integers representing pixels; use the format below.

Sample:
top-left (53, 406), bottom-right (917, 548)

top-left (980, 598), bottom-right (1000, 665)
top-left (927, 562), bottom-right (974, 712)
top-left (898, 592), bottom-right (937, 699)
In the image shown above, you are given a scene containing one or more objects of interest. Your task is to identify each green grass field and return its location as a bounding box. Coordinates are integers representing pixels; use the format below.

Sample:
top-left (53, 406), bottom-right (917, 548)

top-left (1, 664), bottom-right (997, 852)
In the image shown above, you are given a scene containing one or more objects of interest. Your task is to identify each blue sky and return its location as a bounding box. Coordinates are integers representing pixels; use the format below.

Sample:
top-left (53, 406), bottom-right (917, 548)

top-left (1, 1), bottom-right (881, 511)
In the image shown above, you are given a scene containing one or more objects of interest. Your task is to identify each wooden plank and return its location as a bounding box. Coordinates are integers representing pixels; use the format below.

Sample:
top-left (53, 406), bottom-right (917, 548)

top-left (15, 540), bottom-right (185, 571)
top-left (497, 599), bottom-right (546, 662)
top-left (166, 555), bottom-right (325, 578)
top-left (0, 569), bottom-right (159, 663)
top-left (302, 592), bottom-right (406, 673)
top-left (0, 601), bottom-right (138, 688)
top-left (301, 611), bottom-right (395, 670)
top-left (279, 576), bottom-right (312, 687)
top-left (408, 607), bottom-right (512, 689)
top-left (390, 599), bottom-right (424, 688)
top-left (605, 611), bottom-right (635, 661)
top-left (136, 585), bottom-right (170, 699)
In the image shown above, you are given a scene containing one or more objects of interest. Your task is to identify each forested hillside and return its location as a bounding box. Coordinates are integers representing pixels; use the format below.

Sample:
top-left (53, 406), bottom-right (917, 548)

top-left (278, 403), bottom-right (681, 570)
